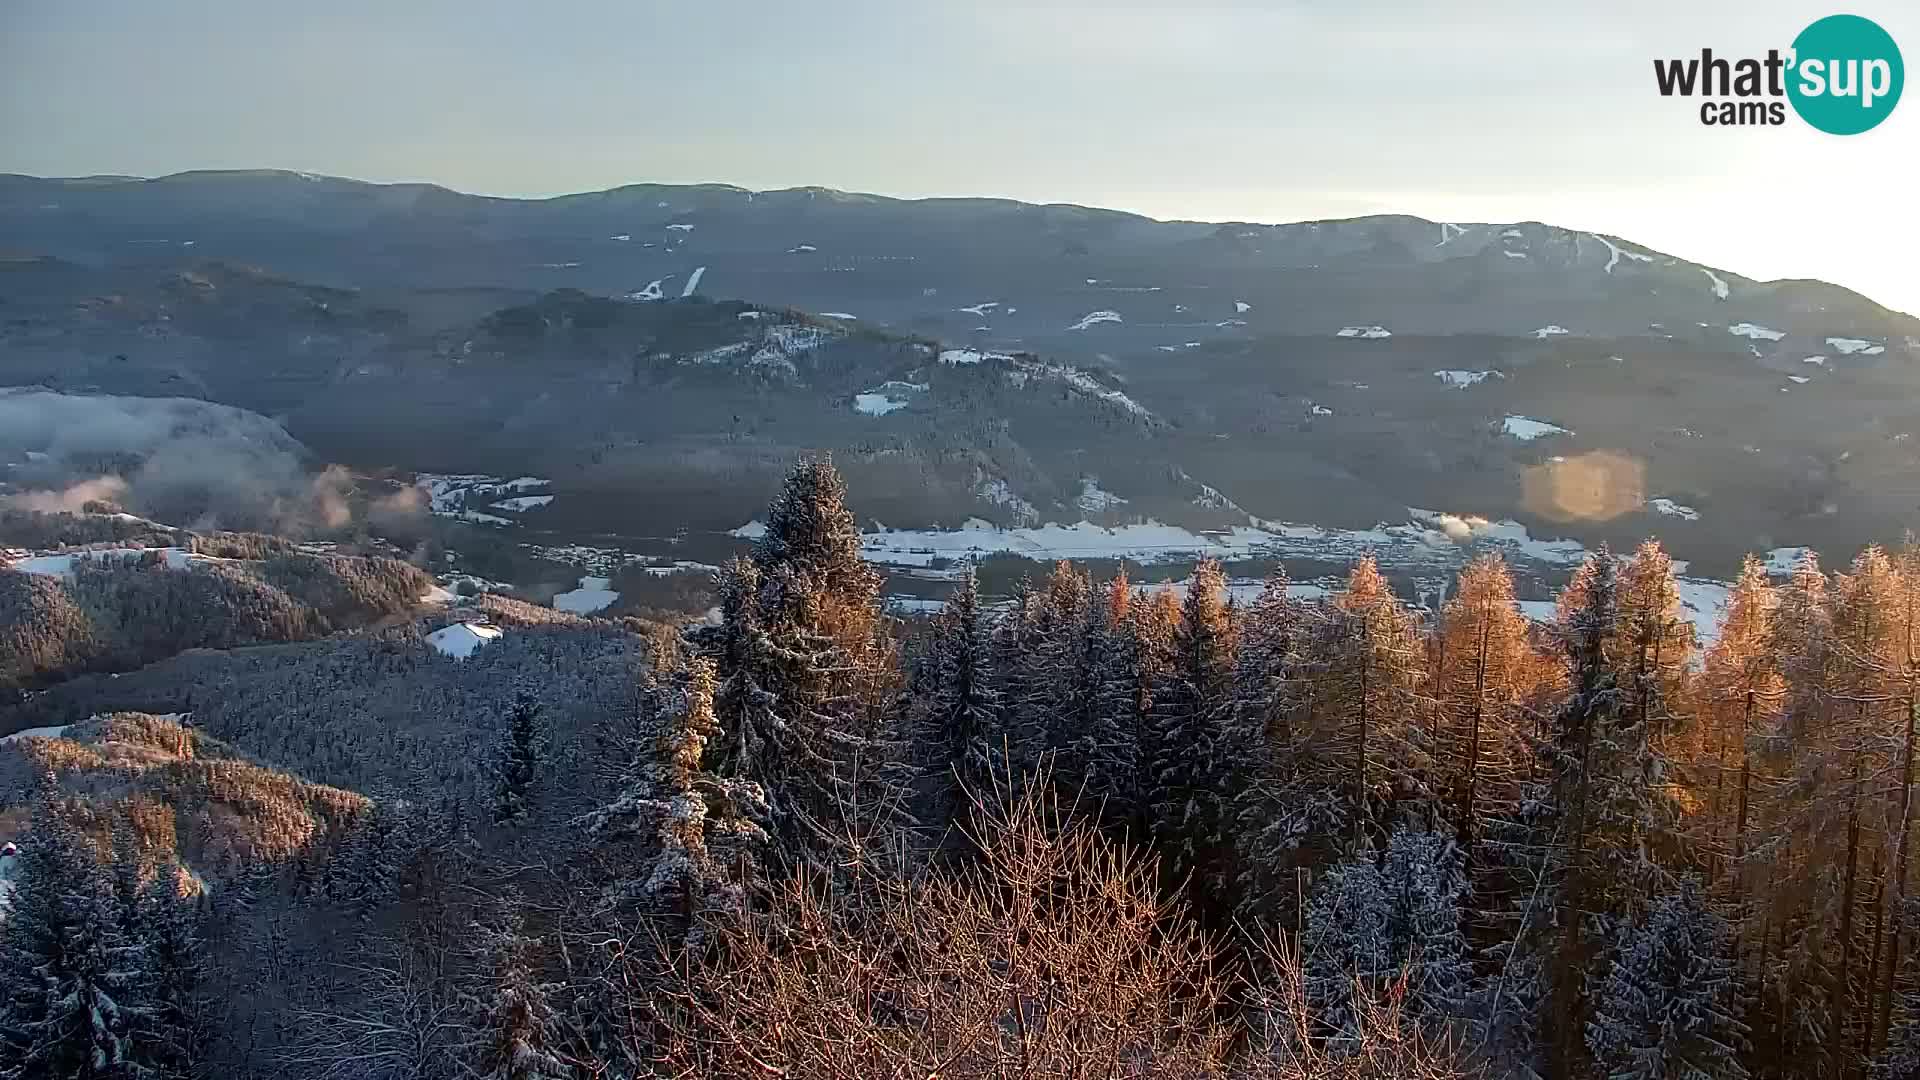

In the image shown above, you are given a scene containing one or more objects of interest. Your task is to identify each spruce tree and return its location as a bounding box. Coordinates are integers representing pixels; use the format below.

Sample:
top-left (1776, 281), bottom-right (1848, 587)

top-left (1144, 559), bottom-right (1238, 911)
top-left (461, 900), bottom-right (569, 1080)
top-left (586, 658), bottom-right (770, 926)
top-left (1586, 879), bottom-right (1750, 1080)
top-left (492, 693), bottom-right (544, 826)
top-left (1230, 569), bottom-right (1316, 929)
top-left (0, 811), bottom-right (156, 1078)
top-left (912, 566), bottom-right (1008, 840)
top-left (709, 458), bottom-right (892, 867)
top-left (1079, 571), bottom-right (1145, 832)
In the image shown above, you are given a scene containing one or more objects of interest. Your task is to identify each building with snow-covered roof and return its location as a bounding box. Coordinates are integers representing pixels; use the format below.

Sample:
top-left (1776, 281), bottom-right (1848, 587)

top-left (426, 621), bottom-right (503, 659)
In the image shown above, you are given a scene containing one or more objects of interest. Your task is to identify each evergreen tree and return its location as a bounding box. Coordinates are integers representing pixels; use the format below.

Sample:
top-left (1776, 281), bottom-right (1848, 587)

top-left (912, 566), bottom-right (1008, 840)
top-left (1302, 827), bottom-right (1471, 1045)
top-left (1587, 879), bottom-right (1750, 1080)
top-left (491, 693), bottom-right (544, 825)
top-left (1230, 569), bottom-right (1316, 928)
top-left (0, 811), bottom-right (157, 1079)
top-left (586, 658), bottom-right (770, 927)
top-left (1144, 559), bottom-right (1239, 911)
top-left (135, 874), bottom-right (207, 1077)
top-left (709, 459), bottom-right (892, 866)
top-left (461, 900), bottom-right (568, 1080)
top-left (1078, 571), bottom-right (1145, 832)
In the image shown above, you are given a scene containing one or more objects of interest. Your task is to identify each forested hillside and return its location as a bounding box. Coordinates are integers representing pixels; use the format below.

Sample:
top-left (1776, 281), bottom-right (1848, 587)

top-left (4, 458), bottom-right (1918, 1078)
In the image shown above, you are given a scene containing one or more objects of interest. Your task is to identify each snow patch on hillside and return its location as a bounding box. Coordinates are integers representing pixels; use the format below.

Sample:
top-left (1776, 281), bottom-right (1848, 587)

top-left (1590, 233), bottom-right (1653, 274)
top-left (1503, 251), bottom-right (1528, 260)
top-left (680, 267), bottom-right (706, 297)
top-left (1435, 370), bottom-right (1501, 389)
top-left (490, 495), bottom-right (554, 512)
top-left (427, 622), bottom-right (502, 658)
top-left (1729, 323), bottom-right (1784, 341)
top-left (1828, 337), bottom-right (1885, 355)
top-left (1336, 326), bottom-right (1391, 339)
top-left (11, 547), bottom-right (196, 577)
top-left (976, 477), bottom-right (1039, 526)
top-left (625, 279), bottom-right (668, 302)
top-left (1701, 268), bottom-right (1730, 299)
top-left (1534, 325), bottom-right (1570, 338)
top-left (959, 302), bottom-right (999, 317)
top-left (1502, 416), bottom-right (1572, 440)
top-left (1649, 498), bottom-right (1700, 521)
top-left (1235, 301), bottom-right (1251, 313)
top-left (1067, 310), bottom-right (1123, 332)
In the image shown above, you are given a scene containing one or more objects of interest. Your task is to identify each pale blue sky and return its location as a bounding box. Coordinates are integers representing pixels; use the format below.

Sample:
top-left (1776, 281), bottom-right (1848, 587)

top-left (3, 1), bottom-right (1915, 313)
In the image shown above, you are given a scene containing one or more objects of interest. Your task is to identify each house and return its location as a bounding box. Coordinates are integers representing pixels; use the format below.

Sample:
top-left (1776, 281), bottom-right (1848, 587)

top-left (426, 621), bottom-right (503, 659)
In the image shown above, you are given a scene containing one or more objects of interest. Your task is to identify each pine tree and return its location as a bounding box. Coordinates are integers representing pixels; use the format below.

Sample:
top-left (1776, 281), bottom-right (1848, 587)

top-left (912, 566), bottom-right (1008, 841)
top-left (0, 811), bottom-right (157, 1078)
top-left (1144, 559), bottom-right (1239, 913)
top-left (461, 900), bottom-right (569, 1080)
top-left (492, 693), bottom-right (544, 825)
top-left (1586, 879), bottom-right (1750, 1080)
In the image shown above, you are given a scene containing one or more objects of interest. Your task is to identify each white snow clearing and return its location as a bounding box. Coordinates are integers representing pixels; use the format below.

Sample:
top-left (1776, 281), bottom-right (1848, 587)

top-left (819, 312), bottom-right (859, 320)
top-left (1501, 228), bottom-right (1524, 239)
top-left (1310, 404), bottom-right (1334, 416)
top-left (854, 393), bottom-right (910, 416)
top-left (789, 244), bottom-right (817, 253)
top-left (1336, 326), bottom-right (1392, 339)
top-left (1436, 222), bottom-right (1468, 246)
top-left (665, 223), bottom-right (694, 232)
top-left (939, 348), bottom-right (1012, 365)
top-left (1067, 310), bottom-right (1123, 332)
top-left (1728, 323), bottom-right (1785, 341)
top-left (11, 547), bottom-right (197, 577)
top-left (680, 267), bottom-right (706, 297)
top-left (1649, 498), bottom-right (1701, 521)
top-left (1503, 251), bottom-right (1528, 260)
top-left (553, 575), bottom-right (619, 614)
top-left (417, 474), bottom-right (550, 517)
top-left (850, 507), bottom-right (1588, 574)
top-left (1765, 547), bottom-right (1813, 575)
top-left (1502, 416), bottom-right (1572, 440)
top-left (1235, 301), bottom-right (1252, 313)
top-left (1534, 325), bottom-right (1570, 338)
top-left (729, 521), bottom-right (768, 540)
top-left (1076, 478), bottom-right (1129, 513)
top-left (490, 495), bottom-right (554, 512)
top-left (1435, 370), bottom-right (1501, 389)
top-left (427, 622), bottom-right (502, 658)
top-left (1701, 268), bottom-right (1730, 299)
top-left (1827, 337), bottom-right (1886, 355)
top-left (0, 725), bottom-right (71, 745)
top-left (1216, 318), bottom-right (1248, 328)
top-left (1788, 376), bottom-right (1810, 385)
top-left (626, 279), bottom-right (667, 302)
top-left (959, 302), bottom-right (999, 317)
top-left (1803, 355), bottom-right (1827, 365)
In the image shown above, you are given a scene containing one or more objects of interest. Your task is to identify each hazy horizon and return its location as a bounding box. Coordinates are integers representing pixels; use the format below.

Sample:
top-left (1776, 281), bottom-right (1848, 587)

top-left (4, 0), bottom-right (1916, 313)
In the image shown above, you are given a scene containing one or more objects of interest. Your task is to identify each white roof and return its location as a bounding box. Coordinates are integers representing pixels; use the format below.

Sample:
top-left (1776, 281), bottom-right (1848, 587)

top-left (426, 622), bottom-right (503, 658)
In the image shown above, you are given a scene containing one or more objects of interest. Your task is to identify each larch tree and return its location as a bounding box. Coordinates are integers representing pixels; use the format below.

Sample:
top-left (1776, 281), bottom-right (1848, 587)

top-left (1297, 557), bottom-right (1430, 858)
top-left (1429, 555), bottom-right (1536, 856)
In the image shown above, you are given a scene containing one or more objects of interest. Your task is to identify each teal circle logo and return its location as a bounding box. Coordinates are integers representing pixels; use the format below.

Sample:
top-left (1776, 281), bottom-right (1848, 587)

top-left (1788, 14), bottom-right (1903, 134)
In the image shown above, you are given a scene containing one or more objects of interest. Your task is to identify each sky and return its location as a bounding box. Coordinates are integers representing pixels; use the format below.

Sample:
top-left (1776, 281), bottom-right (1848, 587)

top-left (3, 0), bottom-right (1916, 313)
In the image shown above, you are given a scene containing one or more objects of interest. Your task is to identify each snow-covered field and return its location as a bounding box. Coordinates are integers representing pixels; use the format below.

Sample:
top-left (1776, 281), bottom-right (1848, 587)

top-left (10, 547), bottom-right (198, 577)
top-left (1828, 337), bottom-right (1885, 356)
top-left (553, 575), bottom-right (619, 614)
top-left (1649, 498), bottom-right (1701, 521)
top-left (1502, 416), bottom-right (1572, 440)
top-left (1336, 325), bottom-right (1392, 339)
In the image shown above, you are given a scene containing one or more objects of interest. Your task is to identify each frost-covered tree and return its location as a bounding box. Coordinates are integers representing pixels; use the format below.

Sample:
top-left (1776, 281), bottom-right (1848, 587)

top-left (1302, 827), bottom-right (1472, 1049)
top-left (585, 658), bottom-right (770, 928)
top-left (1296, 557), bottom-right (1430, 857)
top-left (491, 693), bottom-right (544, 825)
top-left (1077, 571), bottom-right (1145, 832)
top-left (912, 566), bottom-right (1008, 841)
top-left (1587, 879), bottom-right (1749, 1080)
top-left (1229, 569), bottom-right (1318, 929)
top-left (0, 811), bottom-right (158, 1079)
top-left (1429, 555), bottom-right (1536, 853)
top-left (460, 900), bottom-right (568, 1080)
top-left (1144, 559), bottom-right (1238, 912)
